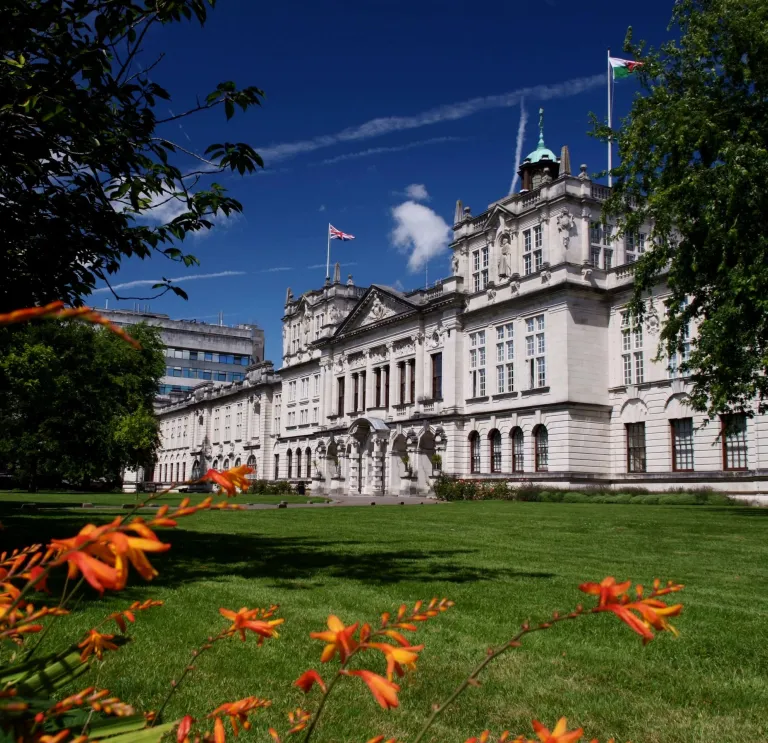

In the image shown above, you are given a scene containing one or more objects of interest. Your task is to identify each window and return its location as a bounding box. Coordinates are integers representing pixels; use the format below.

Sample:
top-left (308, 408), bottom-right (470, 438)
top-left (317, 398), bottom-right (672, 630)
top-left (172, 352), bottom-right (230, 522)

top-left (224, 407), bottom-right (231, 441)
top-left (525, 315), bottom-right (546, 389)
top-left (375, 367), bottom-right (382, 407)
top-left (495, 323), bottom-right (514, 394)
top-left (472, 247), bottom-right (489, 292)
top-left (604, 249), bottom-right (613, 269)
top-left (431, 353), bottom-right (443, 399)
top-left (671, 418), bottom-right (694, 471)
top-left (235, 403), bottom-right (243, 440)
top-left (469, 330), bottom-right (486, 397)
top-left (511, 428), bottom-right (524, 472)
top-left (313, 374), bottom-right (320, 397)
top-left (625, 232), bottom-right (645, 264)
top-left (408, 359), bottom-right (415, 402)
top-left (621, 312), bottom-right (644, 385)
top-left (489, 430), bottom-right (502, 473)
top-left (287, 450), bottom-right (293, 478)
top-left (223, 458), bottom-right (230, 471)
top-left (288, 380), bottom-right (297, 402)
top-left (274, 454), bottom-right (280, 480)
top-left (534, 425), bottom-right (549, 472)
top-left (172, 367), bottom-right (182, 377)
top-left (591, 247), bottom-right (601, 267)
top-left (590, 221), bottom-right (602, 245)
top-left (296, 449), bottom-right (302, 479)
top-left (312, 406), bottom-right (319, 424)
top-left (337, 377), bottom-right (345, 415)
top-left (301, 377), bottom-right (309, 399)
top-left (273, 396), bottom-right (281, 436)
top-left (213, 409), bottom-right (220, 442)
top-left (533, 225), bottom-right (543, 271)
top-left (216, 372), bottom-right (227, 382)
top-left (300, 408), bottom-right (308, 425)
top-left (353, 373), bottom-right (360, 412)
top-left (722, 415), bottom-right (748, 470)
top-left (287, 411), bottom-right (296, 427)
top-left (469, 432), bottom-right (480, 474)
top-left (191, 460), bottom-right (201, 480)
top-left (398, 362), bottom-right (406, 404)
top-left (626, 423), bottom-right (646, 473)
top-left (523, 229), bottom-right (532, 275)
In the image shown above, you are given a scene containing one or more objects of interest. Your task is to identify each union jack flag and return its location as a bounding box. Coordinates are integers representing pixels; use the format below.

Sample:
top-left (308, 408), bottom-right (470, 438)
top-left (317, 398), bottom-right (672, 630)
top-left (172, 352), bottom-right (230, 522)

top-left (329, 224), bottom-right (355, 241)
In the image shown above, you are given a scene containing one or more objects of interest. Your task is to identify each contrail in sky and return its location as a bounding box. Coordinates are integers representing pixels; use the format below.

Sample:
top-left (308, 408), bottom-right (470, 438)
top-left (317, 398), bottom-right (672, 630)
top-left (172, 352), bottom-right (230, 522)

top-left (92, 271), bottom-right (246, 294)
top-left (510, 99), bottom-right (529, 195)
top-left (258, 74), bottom-right (603, 164)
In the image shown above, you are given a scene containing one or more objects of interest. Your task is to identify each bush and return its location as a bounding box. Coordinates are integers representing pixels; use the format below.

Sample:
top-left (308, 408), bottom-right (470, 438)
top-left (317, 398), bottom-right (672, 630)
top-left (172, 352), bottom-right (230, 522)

top-left (247, 479), bottom-right (295, 496)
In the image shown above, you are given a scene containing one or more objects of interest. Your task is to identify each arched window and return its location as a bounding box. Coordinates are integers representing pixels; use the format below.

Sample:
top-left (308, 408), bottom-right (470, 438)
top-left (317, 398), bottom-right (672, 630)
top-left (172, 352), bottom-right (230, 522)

top-left (247, 454), bottom-right (256, 467)
top-left (274, 453), bottom-right (280, 480)
top-left (534, 425), bottom-right (549, 472)
top-left (489, 430), bottom-right (502, 473)
top-left (182, 462), bottom-right (186, 481)
top-left (306, 447), bottom-right (313, 475)
top-left (296, 448), bottom-right (303, 478)
top-left (223, 458), bottom-right (230, 471)
top-left (191, 460), bottom-right (201, 480)
top-left (235, 457), bottom-right (241, 468)
top-left (175, 462), bottom-right (180, 482)
top-left (287, 450), bottom-right (293, 478)
top-left (469, 431), bottom-right (480, 474)
top-left (511, 428), bottom-right (524, 472)
top-left (163, 463), bottom-right (168, 482)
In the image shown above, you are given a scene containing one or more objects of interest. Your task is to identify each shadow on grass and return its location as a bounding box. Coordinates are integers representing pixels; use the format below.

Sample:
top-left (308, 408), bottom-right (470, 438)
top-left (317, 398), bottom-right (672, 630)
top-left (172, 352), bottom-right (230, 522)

top-left (0, 513), bottom-right (556, 596)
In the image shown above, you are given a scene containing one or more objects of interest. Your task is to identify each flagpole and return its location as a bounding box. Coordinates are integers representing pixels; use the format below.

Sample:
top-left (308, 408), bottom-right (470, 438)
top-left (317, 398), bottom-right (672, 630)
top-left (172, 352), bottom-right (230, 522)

top-left (607, 48), bottom-right (613, 188)
top-left (325, 223), bottom-right (331, 282)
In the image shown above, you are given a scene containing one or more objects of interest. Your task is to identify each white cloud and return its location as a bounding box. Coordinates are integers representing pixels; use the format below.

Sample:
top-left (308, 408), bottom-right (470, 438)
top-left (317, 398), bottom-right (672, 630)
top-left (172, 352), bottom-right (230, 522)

top-left (318, 204), bottom-right (326, 212)
top-left (92, 271), bottom-right (246, 294)
top-left (317, 137), bottom-right (462, 166)
top-left (405, 184), bottom-right (429, 201)
top-left (510, 99), bottom-right (529, 194)
top-left (259, 73), bottom-right (603, 163)
top-left (391, 201), bottom-right (452, 273)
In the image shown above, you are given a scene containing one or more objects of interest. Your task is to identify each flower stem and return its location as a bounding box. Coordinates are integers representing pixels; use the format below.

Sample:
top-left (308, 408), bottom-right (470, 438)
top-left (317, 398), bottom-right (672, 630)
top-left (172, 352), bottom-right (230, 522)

top-left (411, 611), bottom-right (582, 743)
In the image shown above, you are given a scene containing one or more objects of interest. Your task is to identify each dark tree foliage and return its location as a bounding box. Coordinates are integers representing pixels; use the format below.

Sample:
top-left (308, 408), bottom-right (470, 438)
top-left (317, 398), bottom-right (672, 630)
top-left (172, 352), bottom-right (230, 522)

top-left (0, 0), bottom-right (264, 312)
top-left (594, 0), bottom-right (768, 415)
top-left (0, 322), bottom-right (165, 491)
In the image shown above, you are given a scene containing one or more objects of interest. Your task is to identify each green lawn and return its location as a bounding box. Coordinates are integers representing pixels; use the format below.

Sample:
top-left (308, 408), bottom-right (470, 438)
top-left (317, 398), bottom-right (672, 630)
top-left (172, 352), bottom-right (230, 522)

top-left (3, 502), bottom-right (767, 743)
top-left (0, 491), bottom-right (328, 506)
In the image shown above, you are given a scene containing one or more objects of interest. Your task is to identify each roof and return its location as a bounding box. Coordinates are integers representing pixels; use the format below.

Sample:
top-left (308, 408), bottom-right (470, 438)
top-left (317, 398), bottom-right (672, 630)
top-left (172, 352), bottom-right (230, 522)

top-left (523, 107), bottom-right (558, 166)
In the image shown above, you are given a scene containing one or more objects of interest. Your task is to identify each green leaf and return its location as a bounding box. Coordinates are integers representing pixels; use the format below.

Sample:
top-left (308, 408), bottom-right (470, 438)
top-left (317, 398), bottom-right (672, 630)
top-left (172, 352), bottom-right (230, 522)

top-left (91, 720), bottom-right (178, 743)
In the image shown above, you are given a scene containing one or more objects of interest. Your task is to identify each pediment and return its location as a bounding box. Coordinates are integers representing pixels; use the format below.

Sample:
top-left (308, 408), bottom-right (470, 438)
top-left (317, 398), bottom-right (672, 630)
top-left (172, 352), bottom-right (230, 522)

top-left (337, 287), bottom-right (416, 334)
top-left (484, 205), bottom-right (515, 242)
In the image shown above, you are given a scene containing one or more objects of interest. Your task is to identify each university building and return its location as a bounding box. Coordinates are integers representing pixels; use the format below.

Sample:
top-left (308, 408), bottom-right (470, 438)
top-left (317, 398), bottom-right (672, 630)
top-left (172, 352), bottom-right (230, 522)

top-left (152, 123), bottom-right (768, 496)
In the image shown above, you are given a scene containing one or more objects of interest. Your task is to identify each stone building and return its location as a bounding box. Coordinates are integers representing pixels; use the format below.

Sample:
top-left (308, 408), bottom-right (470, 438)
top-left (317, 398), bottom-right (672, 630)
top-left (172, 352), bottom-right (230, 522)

top-left (153, 121), bottom-right (768, 496)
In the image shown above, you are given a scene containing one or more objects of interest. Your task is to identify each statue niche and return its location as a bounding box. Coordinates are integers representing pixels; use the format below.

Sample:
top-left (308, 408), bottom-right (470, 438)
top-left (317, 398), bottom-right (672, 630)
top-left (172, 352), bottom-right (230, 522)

top-left (497, 232), bottom-right (512, 278)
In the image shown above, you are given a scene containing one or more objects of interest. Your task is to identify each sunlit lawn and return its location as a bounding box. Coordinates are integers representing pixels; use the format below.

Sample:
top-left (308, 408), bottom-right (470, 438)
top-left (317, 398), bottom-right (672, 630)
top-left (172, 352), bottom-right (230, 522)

top-left (3, 502), bottom-right (768, 743)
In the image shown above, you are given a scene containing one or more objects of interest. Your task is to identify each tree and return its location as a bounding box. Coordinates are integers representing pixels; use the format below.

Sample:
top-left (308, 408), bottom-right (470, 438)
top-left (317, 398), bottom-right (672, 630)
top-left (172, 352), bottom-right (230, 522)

top-left (594, 0), bottom-right (768, 416)
top-left (0, 321), bottom-right (165, 491)
top-left (0, 0), bottom-right (264, 313)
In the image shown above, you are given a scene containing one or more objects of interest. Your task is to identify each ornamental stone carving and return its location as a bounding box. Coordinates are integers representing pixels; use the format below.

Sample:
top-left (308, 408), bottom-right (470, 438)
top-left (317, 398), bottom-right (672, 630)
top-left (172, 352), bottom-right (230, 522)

top-left (556, 209), bottom-right (576, 249)
top-left (361, 295), bottom-right (395, 325)
top-left (497, 232), bottom-right (512, 277)
top-left (451, 253), bottom-right (460, 276)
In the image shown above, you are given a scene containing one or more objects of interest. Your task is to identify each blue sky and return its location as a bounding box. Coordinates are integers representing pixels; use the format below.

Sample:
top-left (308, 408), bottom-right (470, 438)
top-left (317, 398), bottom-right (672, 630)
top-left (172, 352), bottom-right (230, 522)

top-left (97, 0), bottom-right (676, 364)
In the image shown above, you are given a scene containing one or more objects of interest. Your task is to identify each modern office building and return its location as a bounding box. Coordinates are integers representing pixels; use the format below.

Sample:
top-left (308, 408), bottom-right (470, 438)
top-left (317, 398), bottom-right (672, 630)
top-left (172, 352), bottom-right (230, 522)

top-left (101, 309), bottom-right (264, 399)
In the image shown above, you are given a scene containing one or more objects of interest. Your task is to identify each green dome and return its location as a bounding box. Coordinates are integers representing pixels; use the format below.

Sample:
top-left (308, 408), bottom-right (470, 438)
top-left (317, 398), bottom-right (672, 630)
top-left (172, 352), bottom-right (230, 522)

top-left (523, 107), bottom-right (558, 165)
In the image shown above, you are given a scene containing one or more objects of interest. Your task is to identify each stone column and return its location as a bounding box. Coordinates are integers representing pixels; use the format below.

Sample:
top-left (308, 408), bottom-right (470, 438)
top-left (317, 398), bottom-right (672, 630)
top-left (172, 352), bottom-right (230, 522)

top-left (363, 350), bottom-right (372, 413)
top-left (348, 441), bottom-right (360, 495)
top-left (581, 206), bottom-right (591, 265)
top-left (414, 332), bottom-right (425, 403)
top-left (387, 343), bottom-right (397, 409)
top-left (344, 368), bottom-right (353, 419)
top-left (371, 438), bottom-right (385, 495)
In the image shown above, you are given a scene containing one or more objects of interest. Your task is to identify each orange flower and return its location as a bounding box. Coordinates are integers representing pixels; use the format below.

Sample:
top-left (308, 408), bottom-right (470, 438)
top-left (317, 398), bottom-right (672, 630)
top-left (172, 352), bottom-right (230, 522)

top-left (465, 733), bottom-right (520, 743)
top-left (286, 708), bottom-right (312, 735)
top-left (199, 466), bottom-right (254, 496)
top-left (78, 629), bottom-right (119, 661)
top-left (367, 738), bottom-right (399, 743)
top-left (310, 615), bottom-right (359, 663)
top-left (219, 607), bottom-right (284, 643)
top-left (293, 669), bottom-right (327, 693)
top-left (50, 519), bottom-right (170, 593)
top-left (208, 697), bottom-right (270, 737)
top-left (363, 642), bottom-right (423, 680)
top-left (532, 718), bottom-right (584, 743)
top-left (214, 716), bottom-right (226, 743)
top-left (579, 577), bottom-right (631, 608)
top-left (177, 714), bottom-right (194, 743)
top-left (341, 670), bottom-right (400, 710)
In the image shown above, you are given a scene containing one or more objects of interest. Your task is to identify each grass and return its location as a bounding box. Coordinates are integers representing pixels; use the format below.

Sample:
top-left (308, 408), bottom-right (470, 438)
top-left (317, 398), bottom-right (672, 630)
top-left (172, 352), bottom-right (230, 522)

top-left (2, 502), bottom-right (768, 742)
top-left (0, 491), bottom-right (329, 506)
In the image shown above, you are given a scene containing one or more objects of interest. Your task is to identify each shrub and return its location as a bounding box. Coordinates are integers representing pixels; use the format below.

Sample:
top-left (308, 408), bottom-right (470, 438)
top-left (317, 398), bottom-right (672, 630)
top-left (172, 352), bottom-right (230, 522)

top-left (563, 492), bottom-right (590, 503)
top-left (247, 479), bottom-right (295, 496)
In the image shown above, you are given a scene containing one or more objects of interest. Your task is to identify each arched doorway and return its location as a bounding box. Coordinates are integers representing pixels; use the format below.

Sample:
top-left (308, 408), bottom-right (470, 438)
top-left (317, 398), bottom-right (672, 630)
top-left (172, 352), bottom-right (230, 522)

top-left (348, 416), bottom-right (390, 495)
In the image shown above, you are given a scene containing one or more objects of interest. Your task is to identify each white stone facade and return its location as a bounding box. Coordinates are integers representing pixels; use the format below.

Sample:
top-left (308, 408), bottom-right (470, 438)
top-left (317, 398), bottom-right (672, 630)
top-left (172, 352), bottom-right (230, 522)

top-left (153, 143), bottom-right (768, 496)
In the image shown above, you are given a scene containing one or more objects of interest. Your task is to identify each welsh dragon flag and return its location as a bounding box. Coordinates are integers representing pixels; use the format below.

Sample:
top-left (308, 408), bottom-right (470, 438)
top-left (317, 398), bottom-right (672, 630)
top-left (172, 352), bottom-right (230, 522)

top-left (609, 56), bottom-right (643, 80)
